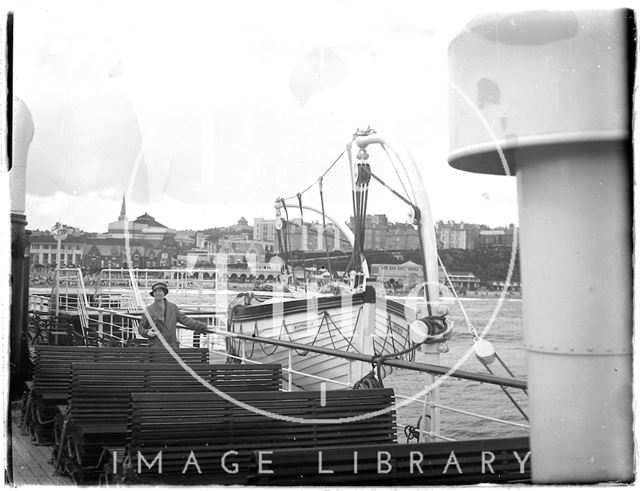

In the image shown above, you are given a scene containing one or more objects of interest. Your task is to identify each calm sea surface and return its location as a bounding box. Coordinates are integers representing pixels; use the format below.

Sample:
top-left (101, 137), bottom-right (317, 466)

top-left (385, 297), bottom-right (528, 442)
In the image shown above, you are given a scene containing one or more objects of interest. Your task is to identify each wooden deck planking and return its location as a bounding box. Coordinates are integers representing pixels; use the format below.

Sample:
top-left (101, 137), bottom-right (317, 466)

top-left (8, 411), bottom-right (72, 486)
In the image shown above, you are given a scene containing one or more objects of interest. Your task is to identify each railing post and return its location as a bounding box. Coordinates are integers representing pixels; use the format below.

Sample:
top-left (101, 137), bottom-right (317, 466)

top-left (419, 343), bottom-right (441, 442)
top-left (288, 349), bottom-right (293, 391)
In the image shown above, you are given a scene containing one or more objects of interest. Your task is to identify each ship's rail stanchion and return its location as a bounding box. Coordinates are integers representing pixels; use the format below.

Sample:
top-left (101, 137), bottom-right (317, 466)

top-left (28, 294), bottom-right (50, 313)
top-left (93, 268), bottom-right (219, 310)
top-left (287, 348), bottom-right (293, 391)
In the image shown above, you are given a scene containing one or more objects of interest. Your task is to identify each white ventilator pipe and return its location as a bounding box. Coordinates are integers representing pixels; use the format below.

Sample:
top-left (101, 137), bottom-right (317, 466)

top-left (448, 10), bottom-right (633, 483)
top-left (11, 97), bottom-right (34, 215)
top-left (9, 97), bottom-right (35, 402)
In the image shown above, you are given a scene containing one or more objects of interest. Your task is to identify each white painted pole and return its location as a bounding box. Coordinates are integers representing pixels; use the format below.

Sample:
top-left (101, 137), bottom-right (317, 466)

top-left (420, 344), bottom-right (441, 442)
top-left (448, 10), bottom-right (633, 483)
top-left (55, 238), bottom-right (61, 316)
top-left (10, 98), bottom-right (33, 216)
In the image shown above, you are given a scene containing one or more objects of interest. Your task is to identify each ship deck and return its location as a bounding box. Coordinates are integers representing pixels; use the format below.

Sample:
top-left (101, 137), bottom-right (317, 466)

top-left (7, 408), bottom-right (72, 486)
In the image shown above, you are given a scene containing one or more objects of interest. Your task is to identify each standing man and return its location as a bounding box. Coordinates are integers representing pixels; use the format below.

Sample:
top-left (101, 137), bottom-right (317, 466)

top-left (138, 282), bottom-right (209, 348)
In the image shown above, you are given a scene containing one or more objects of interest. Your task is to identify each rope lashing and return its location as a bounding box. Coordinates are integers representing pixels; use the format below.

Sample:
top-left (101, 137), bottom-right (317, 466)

top-left (418, 314), bottom-right (451, 343)
top-left (404, 424), bottom-right (421, 443)
top-left (352, 371), bottom-right (384, 390)
top-left (353, 337), bottom-right (431, 390)
top-left (404, 416), bottom-right (430, 443)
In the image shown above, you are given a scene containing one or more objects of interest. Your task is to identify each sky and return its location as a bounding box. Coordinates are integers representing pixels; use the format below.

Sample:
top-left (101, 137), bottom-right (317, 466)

top-left (9, 0), bottom-right (627, 233)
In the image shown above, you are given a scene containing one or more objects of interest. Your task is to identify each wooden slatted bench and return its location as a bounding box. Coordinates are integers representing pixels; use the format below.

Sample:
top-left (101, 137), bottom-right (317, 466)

top-left (60, 362), bottom-right (282, 484)
top-left (24, 346), bottom-right (209, 445)
top-left (32, 346), bottom-right (209, 401)
top-left (246, 436), bottom-right (531, 485)
top-left (121, 388), bottom-right (397, 485)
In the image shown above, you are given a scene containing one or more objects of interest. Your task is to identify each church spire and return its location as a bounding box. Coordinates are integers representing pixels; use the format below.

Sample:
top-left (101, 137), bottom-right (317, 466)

top-left (118, 194), bottom-right (127, 221)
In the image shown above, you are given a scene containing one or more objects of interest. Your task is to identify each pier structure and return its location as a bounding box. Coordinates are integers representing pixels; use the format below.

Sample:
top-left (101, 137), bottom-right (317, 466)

top-left (448, 10), bottom-right (633, 483)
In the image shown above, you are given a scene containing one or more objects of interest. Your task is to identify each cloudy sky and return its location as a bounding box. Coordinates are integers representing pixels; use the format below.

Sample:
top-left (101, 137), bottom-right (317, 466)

top-left (11, 0), bottom-right (613, 233)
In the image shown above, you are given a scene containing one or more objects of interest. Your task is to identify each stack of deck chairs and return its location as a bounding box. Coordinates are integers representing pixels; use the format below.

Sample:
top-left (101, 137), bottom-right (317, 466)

top-left (21, 346), bottom-right (208, 482)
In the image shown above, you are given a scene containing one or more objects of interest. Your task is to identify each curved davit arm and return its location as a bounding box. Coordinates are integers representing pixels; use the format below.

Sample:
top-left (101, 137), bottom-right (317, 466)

top-left (354, 134), bottom-right (440, 311)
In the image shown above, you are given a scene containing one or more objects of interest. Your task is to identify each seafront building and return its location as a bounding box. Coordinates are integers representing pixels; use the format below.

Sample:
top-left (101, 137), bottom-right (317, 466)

top-left (27, 202), bottom-right (516, 292)
top-left (370, 261), bottom-right (483, 292)
top-left (29, 235), bottom-right (85, 268)
top-left (346, 216), bottom-right (517, 251)
top-left (29, 199), bottom-right (277, 271)
top-left (107, 196), bottom-right (177, 241)
top-left (255, 217), bottom-right (348, 252)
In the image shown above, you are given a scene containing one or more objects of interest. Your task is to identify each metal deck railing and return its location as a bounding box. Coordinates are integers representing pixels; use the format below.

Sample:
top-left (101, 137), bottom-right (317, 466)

top-left (29, 266), bottom-right (528, 443)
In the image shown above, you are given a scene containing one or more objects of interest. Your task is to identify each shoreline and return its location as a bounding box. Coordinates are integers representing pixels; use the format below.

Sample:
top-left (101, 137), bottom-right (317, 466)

top-left (29, 285), bottom-right (522, 301)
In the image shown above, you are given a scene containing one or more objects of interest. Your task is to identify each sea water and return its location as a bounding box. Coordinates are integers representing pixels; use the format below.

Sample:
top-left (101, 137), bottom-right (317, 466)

top-left (47, 285), bottom-right (527, 441)
top-left (385, 297), bottom-right (528, 442)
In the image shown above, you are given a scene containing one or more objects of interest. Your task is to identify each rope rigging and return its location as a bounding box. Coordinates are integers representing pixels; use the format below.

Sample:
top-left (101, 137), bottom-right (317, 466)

top-left (354, 162), bottom-right (433, 315)
top-left (349, 143), bottom-right (372, 275)
top-left (318, 177), bottom-right (334, 278)
top-left (296, 193), bottom-right (308, 293)
top-left (227, 301), bottom-right (363, 360)
top-left (353, 334), bottom-right (434, 390)
top-left (282, 148), bottom-right (348, 201)
top-left (278, 198), bottom-right (298, 289)
top-left (269, 129), bottom-right (526, 428)
top-left (438, 255), bottom-right (528, 419)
